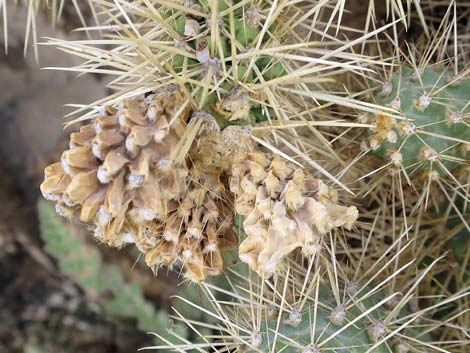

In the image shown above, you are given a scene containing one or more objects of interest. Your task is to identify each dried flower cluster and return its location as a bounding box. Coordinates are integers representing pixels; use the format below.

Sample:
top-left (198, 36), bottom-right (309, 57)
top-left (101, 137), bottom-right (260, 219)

top-left (41, 99), bottom-right (359, 280)
top-left (229, 151), bottom-right (358, 276)
top-left (40, 87), bottom-right (236, 281)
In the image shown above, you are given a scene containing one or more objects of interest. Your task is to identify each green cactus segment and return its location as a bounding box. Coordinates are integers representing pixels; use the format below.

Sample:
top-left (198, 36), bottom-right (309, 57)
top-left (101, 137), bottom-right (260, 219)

top-left (447, 228), bottom-right (470, 264)
top-left (441, 200), bottom-right (469, 263)
top-left (230, 218), bottom-right (388, 353)
top-left (257, 55), bottom-right (287, 80)
top-left (370, 66), bottom-right (470, 173)
top-left (154, 221), bottom-right (436, 353)
top-left (235, 19), bottom-right (259, 46)
top-left (428, 199), bottom-right (470, 272)
top-left (171, 55), bottom-right (199, 73)
top-left (255, 315), bottom-right (388, 353)
top-left (175, 16), bottom-right (186, 36)
top-left (249, 287), bottom-right (390, 353)
top-left (444, 204), bottom-right (470, 266)
top-left (442, 227), bottom-right (470, 296)
top-left (165, 1), bottom-right (286, 125)
top-left (199, 0), bottom-right (230, 12)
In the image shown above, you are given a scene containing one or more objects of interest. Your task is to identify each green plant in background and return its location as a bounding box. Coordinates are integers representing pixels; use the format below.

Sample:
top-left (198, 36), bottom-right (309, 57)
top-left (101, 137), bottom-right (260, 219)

top-left (24, 342), bottom-right (47, 353)
top-left (38, 200), bottom-right (188, 338)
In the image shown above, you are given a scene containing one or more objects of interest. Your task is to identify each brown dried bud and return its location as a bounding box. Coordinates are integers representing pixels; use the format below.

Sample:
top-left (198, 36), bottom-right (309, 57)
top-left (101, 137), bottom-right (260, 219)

top-left (196, 39), bottom-right (210, 64)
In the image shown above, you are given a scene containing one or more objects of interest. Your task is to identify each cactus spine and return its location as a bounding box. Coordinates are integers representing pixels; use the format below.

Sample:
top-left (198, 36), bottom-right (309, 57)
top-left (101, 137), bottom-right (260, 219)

top-left (154, 229), bottom-right (463, 353)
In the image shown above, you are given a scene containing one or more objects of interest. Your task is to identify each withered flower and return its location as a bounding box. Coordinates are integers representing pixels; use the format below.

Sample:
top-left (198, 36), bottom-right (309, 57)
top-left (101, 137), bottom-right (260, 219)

top-left (41, 87), bottom-right (236, 281)
top-left (230, 150), bottom-right (358, 277)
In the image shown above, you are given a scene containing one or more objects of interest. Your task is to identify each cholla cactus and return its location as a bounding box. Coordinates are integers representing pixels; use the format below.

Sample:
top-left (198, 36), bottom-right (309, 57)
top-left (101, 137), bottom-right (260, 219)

top-left (361, 63), bottom-right (470, 221)
top-left (347, 3), bottom-right (470, 230)
top-left (44, 0), bottom-right (385, 173)
top-left (346, 200), bottom-right (470, 353)
top-left (40, 86), bottom-right (237, 281)
top-left (29, 1), bottom-right (470, 351)
top-left (150, 224), bottom-right (469, 353)
top-left (39, 0), bottom-right (379, 279)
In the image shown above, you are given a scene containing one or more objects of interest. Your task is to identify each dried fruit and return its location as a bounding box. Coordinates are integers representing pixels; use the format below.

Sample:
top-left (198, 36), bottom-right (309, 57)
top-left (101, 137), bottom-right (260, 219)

top-left (41, 87), bottom-right (236, 281)
top-left (229, 149), bottom-right (358, 277)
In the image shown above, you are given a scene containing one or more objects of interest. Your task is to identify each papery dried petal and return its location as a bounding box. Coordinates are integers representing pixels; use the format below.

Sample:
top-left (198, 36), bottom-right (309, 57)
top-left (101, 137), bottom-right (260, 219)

top-left (103, 171), bottom-right (126, 216)
top-left (40, 173), bottom-right (71, 199)
top-left (80, 188), bottom-right (107, 222)
top-left (66, 170), bottom-right (100, 204)
top-left (70, 125), bottom-right (95, 147)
